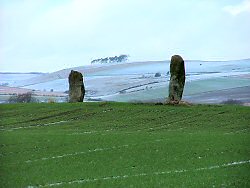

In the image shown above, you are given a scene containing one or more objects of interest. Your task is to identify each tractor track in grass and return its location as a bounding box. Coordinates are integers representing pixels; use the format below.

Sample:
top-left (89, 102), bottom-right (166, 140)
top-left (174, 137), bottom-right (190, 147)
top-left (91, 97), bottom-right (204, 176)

top-left (142, 111), bottom-right (231, 132)
top-left (0, 107), bottom-right (191, 131)
top-left (0, 111), bottom-right (199, 132)
top-left (1, 107), bottom-right (227, 132)
top-left (0, 126), bottom-right (188, 156)
top-left (132, 113), bottom-right (204, 132)
top-left (67, 126), bottom-right (186, 136)
top-left (224, 128), bottom-right (250, 134)
top-left (0, 120), bottom-right (69, 131)
top-left (24, 138), bottom-right (168, 163)
top-left (67, 112), bottom-right (206, 134)
top-left (27, 160), bottom-right (250, 188)
top-left (1, 138), bottom-right (168, 164)
top-left (0, 112), bottom-right (97, 131)
top-left (2, 108), bottom-right (84, 126)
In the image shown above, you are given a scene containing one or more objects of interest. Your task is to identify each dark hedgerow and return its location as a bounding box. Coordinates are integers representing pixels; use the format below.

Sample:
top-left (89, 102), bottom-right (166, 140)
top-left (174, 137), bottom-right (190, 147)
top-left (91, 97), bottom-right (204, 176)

top-left (221, 99), bottom-right (243, 105)
top-left (8, 92), bottom-right (39, 103)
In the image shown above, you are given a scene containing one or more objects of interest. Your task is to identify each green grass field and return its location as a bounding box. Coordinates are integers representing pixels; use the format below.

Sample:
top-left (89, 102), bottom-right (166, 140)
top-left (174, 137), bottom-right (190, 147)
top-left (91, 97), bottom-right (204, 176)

top-left (0, 102), bottom-right (249, 187)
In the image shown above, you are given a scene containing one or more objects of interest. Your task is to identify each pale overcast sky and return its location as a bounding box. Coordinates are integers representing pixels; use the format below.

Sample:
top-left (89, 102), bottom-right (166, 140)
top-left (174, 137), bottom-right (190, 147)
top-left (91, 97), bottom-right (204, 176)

top-left (0, 0), bottom-right (250, 72)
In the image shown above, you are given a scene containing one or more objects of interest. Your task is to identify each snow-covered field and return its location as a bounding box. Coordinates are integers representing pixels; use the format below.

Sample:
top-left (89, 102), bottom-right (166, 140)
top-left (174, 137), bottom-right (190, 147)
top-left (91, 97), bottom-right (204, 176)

top-left (0, 73), bottom-right (41, 86)
top-left (1, 59), bottom-right (250, 104)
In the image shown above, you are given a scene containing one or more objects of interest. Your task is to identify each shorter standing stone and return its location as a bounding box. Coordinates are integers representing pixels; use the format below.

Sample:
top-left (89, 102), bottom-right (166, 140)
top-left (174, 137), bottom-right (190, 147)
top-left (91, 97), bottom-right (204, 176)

top-left (68, 70), bottom-right (85, 102)
top-left (168, 55), bottom-right (185, 103)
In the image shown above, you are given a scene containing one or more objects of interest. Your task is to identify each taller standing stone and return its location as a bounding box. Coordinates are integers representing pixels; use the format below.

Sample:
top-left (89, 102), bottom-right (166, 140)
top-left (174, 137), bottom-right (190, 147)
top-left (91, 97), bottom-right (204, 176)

top-left (168, 55), bottom-right (185, 103)
top-left (68, 70), bottom-right (85, 102)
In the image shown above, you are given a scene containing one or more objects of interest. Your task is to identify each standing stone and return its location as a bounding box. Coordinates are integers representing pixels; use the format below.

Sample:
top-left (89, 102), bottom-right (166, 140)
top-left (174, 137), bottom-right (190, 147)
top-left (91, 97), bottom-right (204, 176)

top-left (168, 55), bottom-right (185, 103)
top-left (68, 70), bottom-right (85, 102)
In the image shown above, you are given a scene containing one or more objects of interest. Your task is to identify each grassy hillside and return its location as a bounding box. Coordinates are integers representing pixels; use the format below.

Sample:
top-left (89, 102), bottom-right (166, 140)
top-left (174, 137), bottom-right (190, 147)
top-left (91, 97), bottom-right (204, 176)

top-left (0, 102), bottom-right (249, 187)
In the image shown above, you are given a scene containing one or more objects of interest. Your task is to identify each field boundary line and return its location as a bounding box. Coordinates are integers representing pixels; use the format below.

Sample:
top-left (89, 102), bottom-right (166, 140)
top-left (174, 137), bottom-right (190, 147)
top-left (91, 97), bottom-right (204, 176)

top-left (27, 160), bottom-right (250, 188)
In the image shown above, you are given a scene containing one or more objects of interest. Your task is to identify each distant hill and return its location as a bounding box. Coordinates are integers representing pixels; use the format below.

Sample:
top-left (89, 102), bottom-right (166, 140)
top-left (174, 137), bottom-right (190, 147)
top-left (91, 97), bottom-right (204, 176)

top-left (10, 58), bottom-right (250, 87)
top-left (0, 72), bottom-right (44, 74)
top-left (11, 60), bottom-right (168, 87)
top-left (2, 58), bottom-right (249, 104)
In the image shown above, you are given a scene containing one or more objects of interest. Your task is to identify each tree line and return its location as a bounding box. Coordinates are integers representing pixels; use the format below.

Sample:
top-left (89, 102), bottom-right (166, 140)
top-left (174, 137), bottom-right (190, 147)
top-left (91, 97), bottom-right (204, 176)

top-left (91, 55), bottom-right (129, 64)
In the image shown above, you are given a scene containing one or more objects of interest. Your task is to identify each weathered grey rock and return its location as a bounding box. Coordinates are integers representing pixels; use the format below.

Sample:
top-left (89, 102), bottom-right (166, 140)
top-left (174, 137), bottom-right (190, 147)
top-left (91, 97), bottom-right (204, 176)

top-left (68, 70), bottom-right (85, 102)
top-left (168, 55), bottom-right (185, 103)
